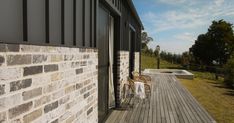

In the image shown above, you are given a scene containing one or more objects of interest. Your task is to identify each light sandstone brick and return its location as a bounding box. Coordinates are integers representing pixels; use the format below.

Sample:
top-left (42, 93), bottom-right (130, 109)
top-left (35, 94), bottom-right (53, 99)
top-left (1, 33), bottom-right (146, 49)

top-left (65, 100), bottom-right (76, 110)
top-left (23, 108), bottom-right (42, 123)
top-left (20, 45), bottom-right (41, 52)
top-left (59, 62), bottom-right (71, 70)
top-left (75, 109), bottom-right (83, 118)
top-left (45, 104), bottom-right (66, 122)
top-left (0, 45), bottom-right (98, 123)
top-left (65, 85), bottom-right (76, 94)
top-left (51, 119), bottom-right (58, 123)
top-left (51, 55), bottom-right (63, 62)
top-left (0, 68), bottom-right (21, 81)
top-left (87, 95), bottom-right (94, 103)
top-left (66, 115), bottom-right (75, 123)
top-left (0, 111), bottom-right (6, 123)
top-left (22, 88), bottom-right (42, 101)
top-left (10, 119), bottom-right (22, 123)
top-left (52, 90), bottom-right (65, 100)
top-left (59, 95), bottom-right (70, 105)
top-left (32, 75), bottom-right (50, 86)
top-left (58, 112), bottom-right (71, 122)
top-left (51, 72), bottom-right (62, 81)
top-left (34, 95), bottom-right (51, 108)
top-left (43, 81), bottom-right (61, 94)
top-left (0, 93), bottom-right (22, 111)
top-left (43, 84), bottom-right (56, 94)
top-left (41, 46), bottom-right (57, 53)
top-left (84, 80), bottom-right (92, 86)
top-left (62, 70), bottom-right (76, 79)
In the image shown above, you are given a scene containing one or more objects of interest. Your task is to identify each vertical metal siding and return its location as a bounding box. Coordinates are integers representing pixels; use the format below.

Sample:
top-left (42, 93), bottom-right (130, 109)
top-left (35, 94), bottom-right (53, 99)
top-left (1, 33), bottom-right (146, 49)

top-left (0, 0), bottom-right (141, 51)
top-left (23, 0), bottom-right (28, 41)
top-left (28, 0), bottom-right (46, 43)
top-left (85, 0), bottom-right (91, 47)
top-left (45, 0), bottom-right (50, 43)
top-left (73, 0), bottom-right (77, 46)
top-left (119, 0), bottom-right (142, 52)
top-left (76, 0), bottom-right (84, 47)
top-left (90, 0), bottom-right (93, 47)
top-left (0, 0), bottom-right (23, 42)
top-left (0, 0), bottom-right (96, 48)
top-left (49, 0), bottom-right (62, 45)
top-left (64, 0), bottom-right (74, 45)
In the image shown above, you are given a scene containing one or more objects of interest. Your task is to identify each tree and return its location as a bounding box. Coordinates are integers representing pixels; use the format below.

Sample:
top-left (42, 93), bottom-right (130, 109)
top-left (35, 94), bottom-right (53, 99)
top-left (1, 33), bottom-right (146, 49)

top-left (190, 20), bottom-right (234, 66)
top-left (141, 31), bottom-right (153, 53)
top-left (190, 34), bottom-right (214, 65)
top-left (224, 55), bottom-right (234, 87)
top-left (160, 51), bottom-right (182, 64)
top-left (181, 52), bottom-right (190, 67)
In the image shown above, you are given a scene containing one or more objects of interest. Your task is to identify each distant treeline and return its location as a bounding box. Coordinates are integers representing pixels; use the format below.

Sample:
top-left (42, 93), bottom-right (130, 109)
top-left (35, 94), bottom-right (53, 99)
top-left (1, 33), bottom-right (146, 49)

top-left (141, 19), bottom-right (234, 87)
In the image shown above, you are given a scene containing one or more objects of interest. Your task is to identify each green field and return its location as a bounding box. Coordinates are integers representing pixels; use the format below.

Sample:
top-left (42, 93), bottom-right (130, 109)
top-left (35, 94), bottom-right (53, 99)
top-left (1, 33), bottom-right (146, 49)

top-left (141, 54), bottom-right (182, 70)
top-left (180, 75), bottom-right (234, 123)
top-left (141, 54), bottom-right (234, 123)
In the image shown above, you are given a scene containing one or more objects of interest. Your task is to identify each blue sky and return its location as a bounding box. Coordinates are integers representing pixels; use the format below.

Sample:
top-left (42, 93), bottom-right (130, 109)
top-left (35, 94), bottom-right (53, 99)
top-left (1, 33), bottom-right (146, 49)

top-left (132, 0), bottom-right (234, 54)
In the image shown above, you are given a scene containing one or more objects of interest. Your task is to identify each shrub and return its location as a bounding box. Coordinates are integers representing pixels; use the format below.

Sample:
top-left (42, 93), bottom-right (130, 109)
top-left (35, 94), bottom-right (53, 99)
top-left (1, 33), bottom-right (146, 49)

top-left (224, 57), bottom-right (234, 87)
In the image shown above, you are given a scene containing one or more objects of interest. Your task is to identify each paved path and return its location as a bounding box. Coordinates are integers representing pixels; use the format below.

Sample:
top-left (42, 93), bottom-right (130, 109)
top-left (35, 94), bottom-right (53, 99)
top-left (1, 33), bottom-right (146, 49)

top-left (105, 74), bottom-right (216, 123)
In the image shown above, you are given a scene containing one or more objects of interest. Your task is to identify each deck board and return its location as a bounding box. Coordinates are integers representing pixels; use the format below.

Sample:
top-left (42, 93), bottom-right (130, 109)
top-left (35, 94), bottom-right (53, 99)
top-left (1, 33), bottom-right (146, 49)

top-left (105, 74), bottom-right (216, 123)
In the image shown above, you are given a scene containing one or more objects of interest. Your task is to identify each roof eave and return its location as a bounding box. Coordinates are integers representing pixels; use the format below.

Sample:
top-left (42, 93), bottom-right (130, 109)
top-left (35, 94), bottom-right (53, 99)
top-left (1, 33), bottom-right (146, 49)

top-left (127, 0), bottom-right (144, 30)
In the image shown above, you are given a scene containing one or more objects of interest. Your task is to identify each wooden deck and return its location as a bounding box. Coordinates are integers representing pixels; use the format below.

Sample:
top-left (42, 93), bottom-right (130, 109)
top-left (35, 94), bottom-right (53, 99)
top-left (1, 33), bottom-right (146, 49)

top-left (105, 74), bottom-right (216, 123)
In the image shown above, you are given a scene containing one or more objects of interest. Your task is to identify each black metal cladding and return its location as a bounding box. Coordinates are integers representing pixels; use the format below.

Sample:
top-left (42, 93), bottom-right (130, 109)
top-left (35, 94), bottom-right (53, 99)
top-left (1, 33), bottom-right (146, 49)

top-left (61, 0), bottom-right (65, 45)
top-left (118, 0), bottom-right (142, 52)
top-left (0, 0), bottom-right (96, 48)
top-left (23, 0), bottom-right (28, 41)
top-left (45, 0), bottom-right (50, 43)
top-left (73, 0), bottom-right (76, 46)
top-left (0, 0), bottom-right (141, 51)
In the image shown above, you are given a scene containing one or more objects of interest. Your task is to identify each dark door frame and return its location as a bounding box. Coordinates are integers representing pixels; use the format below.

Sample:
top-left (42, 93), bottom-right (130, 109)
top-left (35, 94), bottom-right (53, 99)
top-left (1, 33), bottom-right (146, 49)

top-left (98, 5), bottom-right (110, 123)
top-left (98, 2), bottom-right (121, 123)
top-left (129, 24), bottom-right (136, 79)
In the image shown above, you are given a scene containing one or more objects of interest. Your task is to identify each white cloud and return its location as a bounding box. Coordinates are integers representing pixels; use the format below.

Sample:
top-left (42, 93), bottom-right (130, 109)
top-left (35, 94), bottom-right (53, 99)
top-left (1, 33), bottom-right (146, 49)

top-left (143, 0), bottom-right (234, 33)
top-left (157, 0), bottom-right (186, 5)
top-left (148, 40), bottom-right (193, 54)
top-left (141, 0), bottom-right (234, 53)
top-left (174, 33), bottom-right (196, 42)
top-left (215, 0), bottom-right (225, 6)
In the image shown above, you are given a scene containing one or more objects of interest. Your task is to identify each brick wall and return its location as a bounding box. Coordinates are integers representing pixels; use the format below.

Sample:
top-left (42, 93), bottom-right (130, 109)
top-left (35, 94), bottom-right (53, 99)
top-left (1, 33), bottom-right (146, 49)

top-left (117, 51), bottom-right (129, 103)
top-left (0, 43), bottom-right (98, 123)
top-left (134, 52), bottom-right (140, 72)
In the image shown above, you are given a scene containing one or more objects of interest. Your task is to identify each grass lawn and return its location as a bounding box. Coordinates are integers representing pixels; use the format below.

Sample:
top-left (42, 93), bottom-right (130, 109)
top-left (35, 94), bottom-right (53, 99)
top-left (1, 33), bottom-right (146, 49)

top-left (141, 54), bottom-right (182, 70)
top-left (141, 53), bottom-right (234, 123)
top-left (180, 72), bottom-right (234, 123)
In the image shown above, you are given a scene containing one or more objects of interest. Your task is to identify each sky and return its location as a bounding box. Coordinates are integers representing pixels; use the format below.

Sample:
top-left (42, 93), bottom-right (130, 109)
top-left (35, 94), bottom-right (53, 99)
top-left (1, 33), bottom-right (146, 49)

top-left (132, 0), bottom-right (234, 54)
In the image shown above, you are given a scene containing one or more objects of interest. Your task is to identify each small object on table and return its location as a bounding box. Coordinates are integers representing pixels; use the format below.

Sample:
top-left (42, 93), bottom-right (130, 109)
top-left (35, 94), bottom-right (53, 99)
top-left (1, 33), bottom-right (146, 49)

top-left (134, 81), bottom-right (146, 99)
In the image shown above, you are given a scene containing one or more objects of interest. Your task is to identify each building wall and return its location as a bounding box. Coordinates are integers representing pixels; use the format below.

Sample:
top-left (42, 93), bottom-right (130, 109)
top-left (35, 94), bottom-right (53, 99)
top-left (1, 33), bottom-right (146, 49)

top-left (117, 51), bottom-right (129, 103)
top-left (134, 52), bottom-right (140, 72)
top-left (0, 43), bottom-right (98, 123)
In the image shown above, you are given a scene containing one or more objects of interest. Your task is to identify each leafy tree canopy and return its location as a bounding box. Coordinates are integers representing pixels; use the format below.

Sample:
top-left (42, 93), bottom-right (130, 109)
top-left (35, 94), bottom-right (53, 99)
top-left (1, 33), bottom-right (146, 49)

top-left (141, 31), bottom-right (153, 51)
top-left (190, 20), bottom-right (234, 66)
